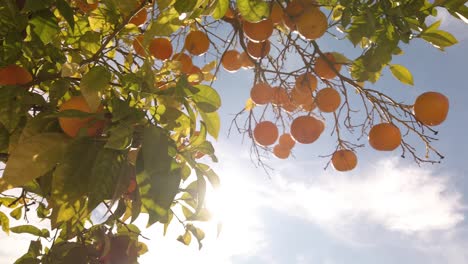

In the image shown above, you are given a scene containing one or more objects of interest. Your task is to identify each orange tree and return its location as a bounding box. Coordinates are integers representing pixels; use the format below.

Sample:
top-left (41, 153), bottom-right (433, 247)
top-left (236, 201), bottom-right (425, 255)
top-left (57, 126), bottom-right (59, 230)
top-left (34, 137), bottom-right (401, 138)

top-left (0, 0), bottom-right (464, 262)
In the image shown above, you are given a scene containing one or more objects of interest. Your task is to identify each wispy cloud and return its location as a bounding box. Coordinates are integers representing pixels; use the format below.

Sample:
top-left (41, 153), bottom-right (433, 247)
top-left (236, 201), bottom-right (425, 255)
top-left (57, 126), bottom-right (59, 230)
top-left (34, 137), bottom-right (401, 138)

top-left (266, 158), bottom-right (464, 234)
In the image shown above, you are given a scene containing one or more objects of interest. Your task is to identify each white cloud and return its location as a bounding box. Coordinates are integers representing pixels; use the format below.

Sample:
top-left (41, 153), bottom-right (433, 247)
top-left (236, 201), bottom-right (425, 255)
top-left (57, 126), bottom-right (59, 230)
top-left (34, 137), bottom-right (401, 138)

top-left (265, 158), bottom-right (464, 234)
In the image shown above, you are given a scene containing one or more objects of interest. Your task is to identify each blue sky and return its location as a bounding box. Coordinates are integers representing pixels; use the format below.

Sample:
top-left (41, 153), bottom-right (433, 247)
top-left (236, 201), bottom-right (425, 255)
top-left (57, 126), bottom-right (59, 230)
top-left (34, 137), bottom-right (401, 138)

top-left (1, 7), bottom-right (468, 264)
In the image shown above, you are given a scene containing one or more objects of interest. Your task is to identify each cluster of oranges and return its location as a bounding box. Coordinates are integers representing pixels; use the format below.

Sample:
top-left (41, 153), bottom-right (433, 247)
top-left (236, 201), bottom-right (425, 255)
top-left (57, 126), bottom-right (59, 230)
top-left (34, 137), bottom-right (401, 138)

top-left (0, 0), bottom-right (450, 175)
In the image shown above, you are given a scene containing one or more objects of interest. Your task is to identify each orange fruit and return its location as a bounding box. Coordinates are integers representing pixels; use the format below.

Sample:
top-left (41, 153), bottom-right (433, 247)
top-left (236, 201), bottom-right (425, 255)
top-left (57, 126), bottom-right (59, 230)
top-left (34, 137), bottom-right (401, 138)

top-left (184, 30), bottom-right (210, 56)
top-left (129, 7), bottom-right (147, 26)
top-left (132, 35), bottom-right (147, 57)
top-left (281, 12), bottom-right (297, 32)
top-left (75, 0), bottom-right (98, 13)
top-left (243, 18), bottom-right (274, 43)
top-left (239, 52), bottom-right (255, 69)
top-left (296, 8), bottom-right (328, 40)
top-left (284, 0), bottom-right (306, 21)
top-left (273, 144), bottom-right (290, 159)
top-left (413, 92), bottom-right (449, 126)
top-left (368, 123), bottom-right (401, 151)
top-left (301, 100), bottom-right (317, 112)
top-left (294, 72), bottom-right (317, 94)
top-left (149, 38), bottom-right (173, 60)
top-left (290, 115), bottom-right (324, 144)
top-left (290, 88), bottom-right (309, 106)
top-left (250, 82), bottom-right (273, 105)
top-left (282, 101), bottom-right (298, 113)
top-left (314, 53), bottom-right (342, 79)
top-left (271, 86), bottom-right (289, 106)
top-left (58, 96), bottom-right (105, 138)
top-left (246, 40), bottom-right (270, 59)
top-left (315, 88), bottom-right (341, 113)
top-left (0, 65), bottom-right (32, 85)
top-left (172, 53), bottom-right (193, 74)
top-left (331, 149), bottom-right (357, 172)
top-left (221, 50), bottom-right (242, 72)
top-left (270, 3), bottom-right (284, 25)
top-left (279, 133), bottom-right (295, 149)
top-left (253, 121), bottom-right (278, 146)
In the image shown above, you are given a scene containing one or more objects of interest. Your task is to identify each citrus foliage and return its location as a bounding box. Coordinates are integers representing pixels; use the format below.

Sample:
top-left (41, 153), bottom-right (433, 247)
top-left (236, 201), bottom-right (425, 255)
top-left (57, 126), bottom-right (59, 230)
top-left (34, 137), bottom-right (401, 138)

top-left (0, 0), bottom-right (465, 262)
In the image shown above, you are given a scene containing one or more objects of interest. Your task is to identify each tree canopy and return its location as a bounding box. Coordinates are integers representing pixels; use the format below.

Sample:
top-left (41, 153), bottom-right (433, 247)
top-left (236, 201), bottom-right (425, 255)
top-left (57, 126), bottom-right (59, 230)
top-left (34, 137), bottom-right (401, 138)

top-left (0, 0), bottom-right (465, 263)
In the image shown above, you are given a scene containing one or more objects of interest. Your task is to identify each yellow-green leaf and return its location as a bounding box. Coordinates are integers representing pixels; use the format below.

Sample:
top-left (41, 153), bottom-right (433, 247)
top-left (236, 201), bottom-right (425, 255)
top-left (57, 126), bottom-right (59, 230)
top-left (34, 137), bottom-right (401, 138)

top-left (389, 64), bottom-right (414, 86)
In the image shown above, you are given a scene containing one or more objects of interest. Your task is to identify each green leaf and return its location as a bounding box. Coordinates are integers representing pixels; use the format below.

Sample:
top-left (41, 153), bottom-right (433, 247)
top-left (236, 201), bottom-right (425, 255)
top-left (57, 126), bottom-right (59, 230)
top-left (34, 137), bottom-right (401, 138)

top-left (197, 163), bottom-right (220, 188)
top-left (56, 0), bottom-right (75, 30)
top-left (2, 133), bottom-right (70, 192)
top-left (174, 0), bottom-right (197, 13)
top-left (199, 111), bottom-right (220, 139)
top-left (87, 148), bottom-right (125, 210)
top-left (237, 0), bottom-right (270, 22)
top-left (137, 126), bottom-right (181, 226)
top-left (29, 10), bottom-right (59, 44)
top-left (146, 8), bottom-right (183, 37)
top-left (10, 206), bottom-right (23, 220)
top-left (80, 66), bottom-right (111, 112)
top-left (105, 122), bottom-right (134, 150)
top-left (389, 64), bottom-right (414, 86)
top-left (212, 0), bottom-right (229, 19)
top-left (51, 139), bottom-right (103, 205)
top-left (187, 85), bottom-right (221, 113)
top-left (11, 225), bottom-right (49, 238)
top-left (0, 123), bottom-right (9, 152)
top-left (0, 211), bottom-right (9, 234)
top-left (24, 0), bottom-right (54, 12)
top-left (177, 230), bottom-right (192, 245)
top-left (421, 30), bottom-right (458, 49)
top-left (19, 114), bottom-right (59, 143)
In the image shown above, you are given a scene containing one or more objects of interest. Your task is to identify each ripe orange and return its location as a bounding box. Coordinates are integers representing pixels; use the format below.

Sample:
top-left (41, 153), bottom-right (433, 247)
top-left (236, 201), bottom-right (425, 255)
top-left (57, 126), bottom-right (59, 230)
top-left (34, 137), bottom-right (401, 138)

top-left (291, 87), bottom-right (309, 105)
top-left (368, 123), bottom-right (401, 151)
top-left (273, 144), bottom-right (290, 159)
top-left (294, 72), bottom-right (317, 94)
top-left (253, 121), bottom-right (279, 146)
top-left (296, 8), bottom-right (328, 40)
top-left (284, 0), bottom-right (306, 21)
top-left (270, 3), bottom-right (284, 25)
top-left (75, 0), bottom-right (98, 13)
top-left (290, 115), bottom-right (324, 144)
top-left (0, 65), bottom-right (32, 85)
top-left (282, 101), bottom-right (298, 113)
top-left (246, 40), bottom-right (270, 59)
top-left (58, 96), bottom-right (105, 138)
top-left (314, 53), bottom-right (342, 79)
top-left (331, 149), bottom-right (357, 172)
top-left (239, 52), bottom-right (255, 69)
top-left (281, 12), bottom-right (297, 32)
top-left (172, 53), bottom-right (193, 74)
top-left (271, 86), bottom-right (289, 106)
top-left (149, 38), bottom-right (173, 60)
top-left (132, 35), bottom-right (147, 57)
top-left (221, 50), bottom-right (242, 72)
top-left (250, 82), bottom-right (273, 105)
top-left (184, 30), bottom-right (210, 56)
top-left (279, 133), bottom-right (296, 149)
top-left (413, 92), bottom-right (449, 126)
top-left (129, 7), bottom-right (147, 26)
top-left (243, 18), bottom-right (274, 43)
top-left (315, 87), bottom-right (341, 113)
